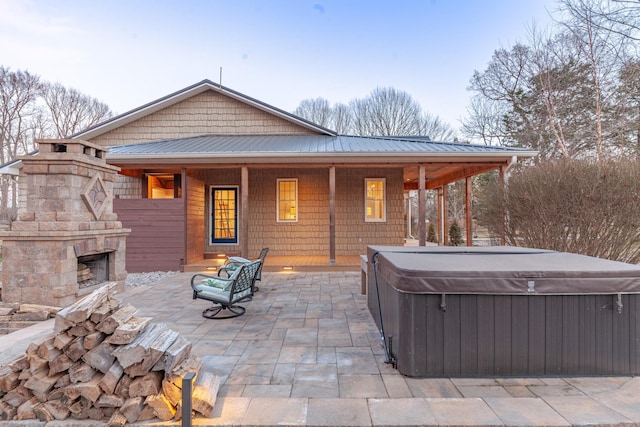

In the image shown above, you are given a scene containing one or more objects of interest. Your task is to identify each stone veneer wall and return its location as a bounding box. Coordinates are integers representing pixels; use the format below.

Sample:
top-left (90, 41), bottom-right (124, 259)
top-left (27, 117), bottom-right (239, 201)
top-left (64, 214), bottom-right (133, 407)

top-left (0, 139), bottom-right (130, 306)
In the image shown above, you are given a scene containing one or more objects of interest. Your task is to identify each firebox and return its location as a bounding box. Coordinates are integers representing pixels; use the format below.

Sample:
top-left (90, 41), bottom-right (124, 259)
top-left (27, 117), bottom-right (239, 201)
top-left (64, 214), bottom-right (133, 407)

top-left (77, 253), bottom-right (110, 288)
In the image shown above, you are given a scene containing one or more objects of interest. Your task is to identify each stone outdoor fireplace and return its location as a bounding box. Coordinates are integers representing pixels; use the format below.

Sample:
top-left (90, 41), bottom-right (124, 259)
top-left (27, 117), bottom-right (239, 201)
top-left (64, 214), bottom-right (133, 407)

top-left (0, 139), bottom-right (130, 307)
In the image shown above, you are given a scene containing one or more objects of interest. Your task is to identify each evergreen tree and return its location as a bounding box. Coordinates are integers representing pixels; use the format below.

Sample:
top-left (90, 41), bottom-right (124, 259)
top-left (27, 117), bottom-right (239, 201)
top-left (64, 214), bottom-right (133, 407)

top-left (449, 220), bottom-right (464, 246)
top-left (427, 222), bottom-right (437, 243)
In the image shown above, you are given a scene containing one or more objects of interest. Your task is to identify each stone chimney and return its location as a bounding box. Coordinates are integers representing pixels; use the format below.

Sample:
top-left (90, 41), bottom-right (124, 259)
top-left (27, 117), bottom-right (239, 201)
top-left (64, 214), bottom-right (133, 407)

top-left (0, 139), bottom-right (130, 306)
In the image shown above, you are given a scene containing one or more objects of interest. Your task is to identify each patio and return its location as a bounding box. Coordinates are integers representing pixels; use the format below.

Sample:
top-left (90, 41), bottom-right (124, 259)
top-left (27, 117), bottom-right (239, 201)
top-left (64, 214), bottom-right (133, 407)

top-left (2, 270), bottom-right (640, 426)
top-left (117, 270), bottom-right (640, 426)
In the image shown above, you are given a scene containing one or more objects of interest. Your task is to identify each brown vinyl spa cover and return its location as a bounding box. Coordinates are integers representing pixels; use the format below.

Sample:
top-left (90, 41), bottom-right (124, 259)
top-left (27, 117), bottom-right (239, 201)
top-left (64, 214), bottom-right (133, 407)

top-left (368, 246), bottom-right (640, 295)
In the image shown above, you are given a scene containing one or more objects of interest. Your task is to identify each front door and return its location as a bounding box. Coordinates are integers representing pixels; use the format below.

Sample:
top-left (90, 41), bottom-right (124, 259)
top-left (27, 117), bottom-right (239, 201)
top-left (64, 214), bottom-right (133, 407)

top-left (211, 187), bottom-right (238, 244)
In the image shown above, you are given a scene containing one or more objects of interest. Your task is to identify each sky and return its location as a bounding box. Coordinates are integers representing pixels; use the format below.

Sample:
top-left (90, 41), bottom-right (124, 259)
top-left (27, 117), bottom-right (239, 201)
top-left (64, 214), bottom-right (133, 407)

top-left (0, 0), bottom-right (558, 134)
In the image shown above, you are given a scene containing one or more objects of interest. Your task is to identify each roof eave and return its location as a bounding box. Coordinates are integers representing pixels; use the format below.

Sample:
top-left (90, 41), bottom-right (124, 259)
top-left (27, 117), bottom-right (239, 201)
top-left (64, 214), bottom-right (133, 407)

top-left (106, 150), bottom-right (538, 165)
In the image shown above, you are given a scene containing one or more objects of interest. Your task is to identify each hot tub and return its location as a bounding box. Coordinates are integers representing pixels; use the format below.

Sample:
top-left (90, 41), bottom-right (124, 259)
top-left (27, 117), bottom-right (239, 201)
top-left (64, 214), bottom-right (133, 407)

top-left (367, 246), bottom-right (640, 377)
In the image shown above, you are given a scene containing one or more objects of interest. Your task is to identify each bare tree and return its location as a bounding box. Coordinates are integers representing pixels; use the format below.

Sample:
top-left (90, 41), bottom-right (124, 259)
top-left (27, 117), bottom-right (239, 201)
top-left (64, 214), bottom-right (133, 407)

top-left (332, 102), bottom-right (353, 134)
top-left (0, 67), bottom-right (41, 212)
top-left (350, 87), bottom-right (424, 136)
top-left (40, 82), bottom-right (113, 137)
top-left (293, 97), bottom-right (333, 130)
top-left (419, 112), bottom-right (457, 141)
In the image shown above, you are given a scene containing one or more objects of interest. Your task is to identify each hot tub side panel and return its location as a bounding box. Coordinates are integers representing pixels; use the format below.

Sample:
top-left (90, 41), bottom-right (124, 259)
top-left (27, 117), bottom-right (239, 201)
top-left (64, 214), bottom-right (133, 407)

top-left (384, 290), bottom-right (640, 377)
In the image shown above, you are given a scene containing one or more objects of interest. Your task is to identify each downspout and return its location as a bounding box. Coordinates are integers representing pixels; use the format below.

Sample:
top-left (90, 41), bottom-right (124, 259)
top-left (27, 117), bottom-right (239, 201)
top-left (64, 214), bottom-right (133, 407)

top-left (503, 155), bottom-right (518, 184)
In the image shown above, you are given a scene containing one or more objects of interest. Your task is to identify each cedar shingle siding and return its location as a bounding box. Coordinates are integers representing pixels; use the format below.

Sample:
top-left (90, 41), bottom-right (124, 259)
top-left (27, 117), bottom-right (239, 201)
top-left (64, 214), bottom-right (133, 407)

top-left (90, 91), bottom-right (315, 147)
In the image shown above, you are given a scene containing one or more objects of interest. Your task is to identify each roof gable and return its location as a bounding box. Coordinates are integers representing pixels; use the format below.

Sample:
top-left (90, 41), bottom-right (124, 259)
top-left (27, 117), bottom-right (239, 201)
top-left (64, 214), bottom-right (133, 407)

top-left (73, 80), bottom-right (336, 145)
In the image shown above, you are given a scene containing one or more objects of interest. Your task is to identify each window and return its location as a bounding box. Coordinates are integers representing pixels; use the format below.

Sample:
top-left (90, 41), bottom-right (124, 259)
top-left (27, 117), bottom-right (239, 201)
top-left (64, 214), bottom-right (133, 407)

top-left (277, 179), bottom-right (298, 222)
top-left (365, 178), bottom-right (386, 222)
top-left (211, 187), bottom-right (238, 244)
top-left (146, 173), bottom-right (181, 199)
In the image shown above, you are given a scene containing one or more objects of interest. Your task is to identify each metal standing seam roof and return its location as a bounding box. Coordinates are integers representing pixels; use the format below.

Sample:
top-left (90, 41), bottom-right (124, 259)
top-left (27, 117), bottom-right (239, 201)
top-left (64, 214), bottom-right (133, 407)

top-left (107, 134), bottom-right (533, 156)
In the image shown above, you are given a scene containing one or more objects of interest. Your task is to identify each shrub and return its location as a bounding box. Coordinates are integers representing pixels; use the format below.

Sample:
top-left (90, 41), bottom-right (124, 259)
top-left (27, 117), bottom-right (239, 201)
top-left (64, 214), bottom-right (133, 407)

top-left (449, 220), bottom-right (464, 246)
top-left (477, 159), bottom-right (640, 263)
top-left (427, 222), bottom-right (437, 243)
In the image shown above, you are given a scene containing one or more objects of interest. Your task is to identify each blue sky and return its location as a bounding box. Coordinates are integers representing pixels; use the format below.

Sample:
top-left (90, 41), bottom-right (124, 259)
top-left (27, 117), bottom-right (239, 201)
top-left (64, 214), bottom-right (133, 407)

top-left (0, 0), bottom-right (556, 135)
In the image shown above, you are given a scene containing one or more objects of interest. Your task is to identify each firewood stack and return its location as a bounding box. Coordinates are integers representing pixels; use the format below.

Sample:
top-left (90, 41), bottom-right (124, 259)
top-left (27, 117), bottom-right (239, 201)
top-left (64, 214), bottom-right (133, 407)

top-left (0, 282), bottom-right (219, 425)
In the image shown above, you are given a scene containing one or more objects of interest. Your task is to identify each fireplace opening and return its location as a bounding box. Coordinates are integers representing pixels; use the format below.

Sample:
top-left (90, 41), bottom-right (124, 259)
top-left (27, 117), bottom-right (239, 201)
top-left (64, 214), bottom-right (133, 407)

top-left (77, 253), bottom-right (110, 288)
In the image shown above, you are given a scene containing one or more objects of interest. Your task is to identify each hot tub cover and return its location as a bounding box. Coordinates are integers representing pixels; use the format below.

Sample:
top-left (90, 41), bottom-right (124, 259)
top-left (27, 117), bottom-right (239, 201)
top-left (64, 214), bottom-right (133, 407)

top-left (368, 246), bottom-right (640, 295)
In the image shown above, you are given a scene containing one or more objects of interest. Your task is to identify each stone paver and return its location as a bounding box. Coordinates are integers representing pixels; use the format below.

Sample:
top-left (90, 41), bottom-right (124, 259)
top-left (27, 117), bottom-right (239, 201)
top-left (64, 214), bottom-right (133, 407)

top-left (307, 398), bottom-right (371, 426)
top-left (543, 395), bottom-right (635, 426)
top-left (427, 398), bottom-right (503, 426)
top-left (485, 397), bottom-right (571, 426)
top-left (368, 398), bottom-right (436, 426)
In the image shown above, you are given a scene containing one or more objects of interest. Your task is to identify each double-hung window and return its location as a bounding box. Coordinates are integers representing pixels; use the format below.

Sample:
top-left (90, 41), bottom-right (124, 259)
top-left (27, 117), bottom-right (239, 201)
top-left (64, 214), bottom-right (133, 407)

top-left (277, 178), bottom-right (298, 222)
top-left (365, 178), bottom-right (386, 222)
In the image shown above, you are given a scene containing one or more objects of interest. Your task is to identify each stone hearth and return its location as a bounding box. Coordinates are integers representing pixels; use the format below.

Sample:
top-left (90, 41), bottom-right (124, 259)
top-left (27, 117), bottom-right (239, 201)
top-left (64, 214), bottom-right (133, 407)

top-left (0, 139), bottom-right (130, 306)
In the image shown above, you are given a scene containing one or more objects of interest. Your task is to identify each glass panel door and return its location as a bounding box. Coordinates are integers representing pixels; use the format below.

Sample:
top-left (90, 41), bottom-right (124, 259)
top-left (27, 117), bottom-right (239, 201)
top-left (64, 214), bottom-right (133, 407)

top-left (211, 187), bottom-right (237, 244)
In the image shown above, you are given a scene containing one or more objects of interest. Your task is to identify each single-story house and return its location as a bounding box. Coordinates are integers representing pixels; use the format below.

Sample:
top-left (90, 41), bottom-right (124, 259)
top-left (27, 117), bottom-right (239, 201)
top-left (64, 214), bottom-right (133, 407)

top-left (4, 80), bottom-right (536, 272)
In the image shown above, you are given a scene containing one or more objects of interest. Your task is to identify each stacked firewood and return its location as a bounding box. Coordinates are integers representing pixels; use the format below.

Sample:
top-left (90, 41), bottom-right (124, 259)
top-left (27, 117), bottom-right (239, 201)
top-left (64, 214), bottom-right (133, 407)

top-left (0, 282), bottom-right (219, 425)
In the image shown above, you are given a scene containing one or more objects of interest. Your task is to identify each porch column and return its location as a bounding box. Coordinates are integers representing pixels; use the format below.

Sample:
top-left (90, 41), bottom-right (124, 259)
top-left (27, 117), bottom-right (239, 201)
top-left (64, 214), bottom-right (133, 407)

top-left (442, 185), bottom-right (448, 245)
top-left (329, 166), bottom-right (336, 265)
top-left (499, 165), bottom-right (506, 246)
top-left (418, 164), bottom-right (426, 246)
top-left (182, 167), bottom-right (188, 268)
top-left (465, 176), bottom-right (473, 246)
top-left (241, 166), bottom-right (249, 258)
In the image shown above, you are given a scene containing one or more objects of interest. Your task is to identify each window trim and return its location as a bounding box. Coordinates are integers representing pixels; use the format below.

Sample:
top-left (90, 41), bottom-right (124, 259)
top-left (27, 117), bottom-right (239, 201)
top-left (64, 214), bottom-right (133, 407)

top-left (210, 185), bottom-right (239, 245)
top-left (364, 178), bottom-right (386, 222)
top-left (276, 178), bottom-right (298, 223)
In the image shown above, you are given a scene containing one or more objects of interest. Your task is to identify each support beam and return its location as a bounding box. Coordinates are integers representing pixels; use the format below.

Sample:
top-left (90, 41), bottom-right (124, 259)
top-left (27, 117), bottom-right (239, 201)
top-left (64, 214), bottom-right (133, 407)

top-left (441, 185), bottom-right (449, 245)
top-left (418, 165), bottom-right (426, 246)
top-left (329, 166), bottom-right (336, 265)
top-left (437, 187), bottom-right (443, 246)
top-left (465, 176), bottom-right (473, 246)
top-left (241, 166), bottom-right (249, 258)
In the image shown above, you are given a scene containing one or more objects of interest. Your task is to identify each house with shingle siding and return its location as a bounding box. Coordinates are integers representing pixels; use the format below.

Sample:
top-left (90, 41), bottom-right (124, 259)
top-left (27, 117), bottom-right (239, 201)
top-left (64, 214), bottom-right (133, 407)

top-left (4, 80), bottom-right (536, 272)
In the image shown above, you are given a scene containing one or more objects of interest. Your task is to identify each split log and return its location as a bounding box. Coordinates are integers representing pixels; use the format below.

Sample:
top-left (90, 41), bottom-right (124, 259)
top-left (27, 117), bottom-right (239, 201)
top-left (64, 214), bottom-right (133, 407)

top-left (83, 331), bottom-right (106, 350)
top-left (96, 393), bottom-right (125, 408)
top-left (107, 410), bottom-right (128, 427)
top-left (0, 366), bottom-right (19, 392)
top-left (55, 282), bottom-right (117, 331)
top-left (54, 373), bottom-right (71, 388)
top-left (129, 371), bottom-right (163, 397)
top-left (69, 361), bottom-right (97, 383)
top-left (3, 385), bottom-right (32, 408)
top-left (23, 369), bottom-right (63, 396)
top-left (68, 396), bottom-right (91, 420)
top-left (191, 370), bottom-right (221, 417)
top-left (145, 393), bottom-right (176, 421)
top-left (43, 399), bottom-right (70, 420)
top-left (137, 403), bottom-right (157, 421)
top-left (48, 353), bottom-right (73, 376)
top-left (36, 338), bottom-right (61, 362)
top-left (107, 316), bottom-right (152, 345)
top-left (8, 356), bottom-right (29, 372)
top-left (32, 403), bottom-right (54, 422)
top-left (68, 320), bottom-right (96, 337)
top-left (53, 332), bottom-right (73, 350)
top-left (87, 406), bottom-right (105, 420)
top-left (97, 304), bottom-right (137, 335)
top-left (82, 340), bottom-right (116, 374)
top-left (26, 353), bottom-right (48, 374)
top-left (114, 374), bottom-right (133, 399)
top-left (64, 336), bottom-right (86, 362)
top-left (113, 322), bottom-right (174, 369)
top-left (63, 385), bottom-right (82, 401)
top-left (19, 303), bottom-right (60, 316)
top-left (120, 396), bottom-right (144, 423)
top-left (90, 296), bottom-right (121, 324)
top-left (72, 373), bottom-right (104, 403)
top-left (16, 396), bottom-right (39, 420)
top-left (153, 334), bottom-right (191, 373)
top-left (0, 401), bottom-right (17, 421)
top-left (99, 361), bottom-right (124, 394)
top-left (162, 355), bottom-right (203, 406)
